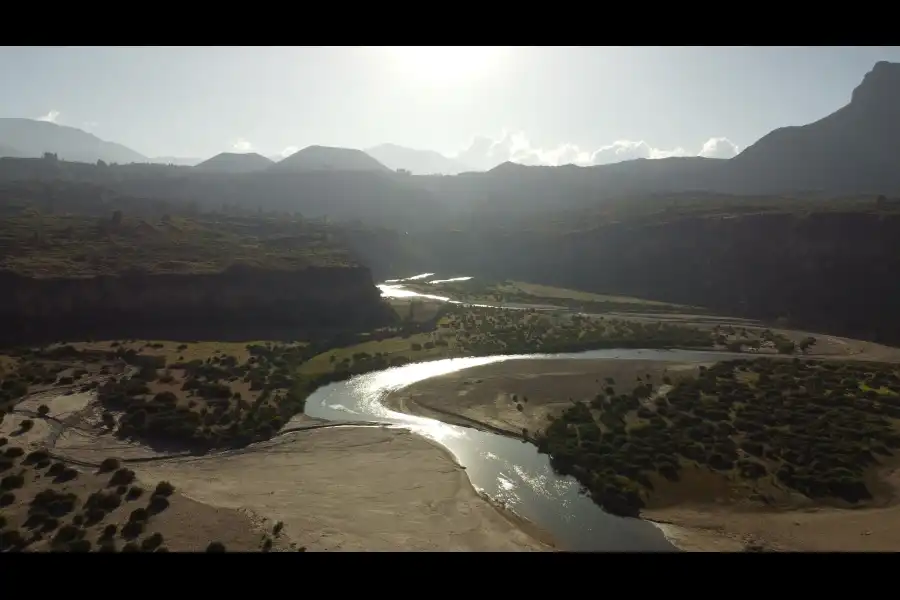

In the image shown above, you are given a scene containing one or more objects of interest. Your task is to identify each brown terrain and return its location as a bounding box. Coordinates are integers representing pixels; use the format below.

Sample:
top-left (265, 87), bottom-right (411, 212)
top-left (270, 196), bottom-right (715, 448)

top-left (383, 331), bottom-right (900, 552)
top-left (0, 342), bottom-right (550, 552)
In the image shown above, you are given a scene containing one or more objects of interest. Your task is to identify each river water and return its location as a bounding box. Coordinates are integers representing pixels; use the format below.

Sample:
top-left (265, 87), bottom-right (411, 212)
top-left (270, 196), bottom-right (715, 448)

top-left (302, 274), bottom-right (736, 551)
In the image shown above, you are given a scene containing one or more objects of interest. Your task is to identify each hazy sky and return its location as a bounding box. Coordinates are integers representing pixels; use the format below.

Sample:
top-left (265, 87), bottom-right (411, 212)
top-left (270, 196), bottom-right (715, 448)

top-left (2, 46), bottom-right (899, 167)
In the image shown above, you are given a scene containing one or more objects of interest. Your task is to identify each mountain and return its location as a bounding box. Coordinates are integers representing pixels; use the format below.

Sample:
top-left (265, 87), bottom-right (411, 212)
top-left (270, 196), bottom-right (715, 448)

top-left (195, 152), bottom-right (274, 173)
top-left (0, 119), bottom-right (146, 164)
top-left (0, 144), bottom-right (25, 158)
top-left (270, 145), bottom-right (390, 173)
top-left (150, 156), bottom-right (204, 166)
top-left (721, 60), bottom-right (900, 195)
top-left (365, 143), bottom-right (472, 175)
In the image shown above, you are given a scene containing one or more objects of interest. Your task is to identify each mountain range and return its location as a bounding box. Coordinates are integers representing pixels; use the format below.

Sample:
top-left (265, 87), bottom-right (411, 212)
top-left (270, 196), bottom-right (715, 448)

top-left (2, 61), bottom-right (900, 212)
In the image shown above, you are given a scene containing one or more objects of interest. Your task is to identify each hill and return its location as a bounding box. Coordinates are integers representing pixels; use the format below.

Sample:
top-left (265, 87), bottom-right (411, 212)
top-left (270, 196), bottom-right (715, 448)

top-left (0, 119), bottom-right (146, 164)
top-left (722, 60), bottom-right (900, 195)
top-left (0, 144), bottom-right (25, 158)
top-left (195, 152), bottom-right (274, 173)
top-left (365, 143), bottom-right (472, 175)
top-left (271, 145), bottom-right (391, 173)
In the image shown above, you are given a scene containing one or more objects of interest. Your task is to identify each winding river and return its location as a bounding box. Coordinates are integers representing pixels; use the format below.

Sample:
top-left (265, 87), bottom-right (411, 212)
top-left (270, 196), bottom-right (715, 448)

top-left (302, 274), bottom-right (737, 551)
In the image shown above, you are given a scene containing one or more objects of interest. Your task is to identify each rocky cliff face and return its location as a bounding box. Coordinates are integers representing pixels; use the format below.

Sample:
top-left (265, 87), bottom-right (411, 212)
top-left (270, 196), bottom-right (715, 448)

top-left (351, 211), bottom-right (900, 345)
top-left (0, 265), bottom-right (395, 344)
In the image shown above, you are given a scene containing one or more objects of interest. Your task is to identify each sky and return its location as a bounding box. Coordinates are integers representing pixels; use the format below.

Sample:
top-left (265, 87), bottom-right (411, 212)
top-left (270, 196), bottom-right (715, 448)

top-left (2, 46), bottom-right (900, 169)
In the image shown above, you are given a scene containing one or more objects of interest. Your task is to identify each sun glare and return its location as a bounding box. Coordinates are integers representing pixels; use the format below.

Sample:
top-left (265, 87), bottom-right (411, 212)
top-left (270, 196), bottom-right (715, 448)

top-left (380, 46), bottom-right (508, 85)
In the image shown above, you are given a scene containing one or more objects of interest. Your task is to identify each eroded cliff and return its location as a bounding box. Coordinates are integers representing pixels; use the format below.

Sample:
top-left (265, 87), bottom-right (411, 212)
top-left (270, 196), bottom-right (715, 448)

top-left (0, 264), bottom-right (395, 344)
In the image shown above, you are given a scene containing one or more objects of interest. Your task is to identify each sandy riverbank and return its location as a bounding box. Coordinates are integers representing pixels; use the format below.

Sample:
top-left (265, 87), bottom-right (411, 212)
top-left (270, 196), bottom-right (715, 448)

top-left (2, 386), bottom-right (550, 551)
top-left (385, 353), bottom-right (900, 552)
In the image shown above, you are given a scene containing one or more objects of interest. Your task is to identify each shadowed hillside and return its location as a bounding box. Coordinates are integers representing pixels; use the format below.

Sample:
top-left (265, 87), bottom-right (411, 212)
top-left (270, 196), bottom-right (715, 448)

top-left (195, 152), bottom-right (274, 173)
top-left (0, 119), bottom-right (146, 164)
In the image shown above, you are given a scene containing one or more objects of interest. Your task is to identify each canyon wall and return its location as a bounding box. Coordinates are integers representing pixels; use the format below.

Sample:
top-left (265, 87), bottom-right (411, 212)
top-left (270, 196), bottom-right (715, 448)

top-left (347, 212), bottom-right (900, 344)
top-left (0, 264), bottom-right (395, 344)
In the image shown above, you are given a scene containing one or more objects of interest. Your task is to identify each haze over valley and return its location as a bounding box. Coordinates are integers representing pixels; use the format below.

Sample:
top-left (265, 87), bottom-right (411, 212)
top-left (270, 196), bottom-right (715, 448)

top-left (4, 46), bottom-right (900, 553)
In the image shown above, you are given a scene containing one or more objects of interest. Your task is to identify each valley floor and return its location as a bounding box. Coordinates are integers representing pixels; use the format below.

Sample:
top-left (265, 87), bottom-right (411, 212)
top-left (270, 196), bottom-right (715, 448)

top-left (0, 385), bottom-right (549, 552)
top-left (383, 335), bottom-right (900, 552)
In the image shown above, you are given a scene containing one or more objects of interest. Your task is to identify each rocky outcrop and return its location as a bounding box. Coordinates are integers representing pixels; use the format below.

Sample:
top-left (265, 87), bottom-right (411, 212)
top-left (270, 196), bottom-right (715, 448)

top-left (0, 265), bottom-right (396, 344)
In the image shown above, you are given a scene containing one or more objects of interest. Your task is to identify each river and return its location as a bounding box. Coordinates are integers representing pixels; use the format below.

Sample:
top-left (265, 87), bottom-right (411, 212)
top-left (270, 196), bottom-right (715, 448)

top-left (302, 274), bottom-right (737, 551)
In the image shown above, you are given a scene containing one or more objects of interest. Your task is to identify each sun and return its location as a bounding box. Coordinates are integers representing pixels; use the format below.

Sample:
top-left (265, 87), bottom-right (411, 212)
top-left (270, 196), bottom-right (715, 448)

top-left (379, 46), bottom-right (508, 85)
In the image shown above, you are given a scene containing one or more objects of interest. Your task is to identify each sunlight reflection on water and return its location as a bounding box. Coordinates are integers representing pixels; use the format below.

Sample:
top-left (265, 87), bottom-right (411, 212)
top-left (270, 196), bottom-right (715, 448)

top-left (303, 348), bottom-right (749, 551)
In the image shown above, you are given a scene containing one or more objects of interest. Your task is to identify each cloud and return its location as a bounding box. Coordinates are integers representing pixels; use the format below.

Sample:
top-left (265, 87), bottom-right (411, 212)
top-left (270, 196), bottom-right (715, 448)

top-left (36, 110), bottom-right (60, 123)
top-left (231, 138), bottom-right (253, 152)
top-left (453, 131), bottom-right (740, 170)
top-left (281, 146), bottom-right (299, 158)
top-left (698, 136), bottom-right (740, 159)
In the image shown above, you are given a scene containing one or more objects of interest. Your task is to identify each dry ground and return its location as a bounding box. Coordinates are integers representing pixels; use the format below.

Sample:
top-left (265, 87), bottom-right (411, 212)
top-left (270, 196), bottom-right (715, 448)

top-left (384, 359), bottom-right (701, 439)
top-left (130, 426), bottom-right (549, 552)
top-left (385, 352), bottom-right (900, 552)
top-left (2, 367), bottom-right (549, 551)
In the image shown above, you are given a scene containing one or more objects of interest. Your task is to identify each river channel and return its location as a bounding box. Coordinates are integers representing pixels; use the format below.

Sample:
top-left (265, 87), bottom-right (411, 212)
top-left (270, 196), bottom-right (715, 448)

top-left (303, 274), bottom-right (737, 551)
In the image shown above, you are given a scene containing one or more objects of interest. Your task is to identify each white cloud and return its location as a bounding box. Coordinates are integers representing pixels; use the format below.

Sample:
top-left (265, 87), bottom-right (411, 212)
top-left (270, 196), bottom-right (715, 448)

top-left (36, 110), bottom-right (60, 123)
top-left (231, 138), bottom-right (253, 152)
top-left (698, 136), bottom-right (740, 159)
top-left (281, 146), bottom-right (299, 158)
top-left (452, 131), bottom-right (740, 170)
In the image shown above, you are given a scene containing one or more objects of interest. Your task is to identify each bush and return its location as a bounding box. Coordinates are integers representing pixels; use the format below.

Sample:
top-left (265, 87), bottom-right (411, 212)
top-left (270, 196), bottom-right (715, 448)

top-left (0, 529), bottom-right (25, 551)
top-left (24, 449), bottom-right (50, 465)
top-left (1, 474), bottom-right (25, 491)
top-left (147, 495), bottom-right (170, 514)
top-left (54, 468), bottom-right (79, 483)
top-left (126, 486), bottom-right (143, 501)
top-left (121, 520), bottom-right (144, 540)
top-left (206, 541), bottom-right (226, 552)
top-left (47, 462), bottom-right (66, 477)
top-left (101, 524), bottom-right (118, 539)
top-left (129, 508), bottom-right (149, 523)
top-left (140, 532), bottom-right (164, 551)
top-left (68, 539), bottom-right (92, 552)
top-left (98, 457), bottom-right (121, 473)
top-left (153, 481), bottom-right (175, 497)
top-left (98, 540), bottom-right (117, 552)
top-left (19, 419), bottom-right (34, 432)
top-left (108, 468), bottom-right (135, 486)
top-left (0, 492), bottom-right (15, 506)
top-left (0, 437), bottom-right (6, 447)
top-left (4, 446), bottom-right (24, 458)
top-left (52, 524), bottom-right (81, 546)
top-left (155, 546), bottom-right (169, 552)
top-left (121, 542), bottom-right (140, 552)
top-left (37, 404), bottom-right (49, 417)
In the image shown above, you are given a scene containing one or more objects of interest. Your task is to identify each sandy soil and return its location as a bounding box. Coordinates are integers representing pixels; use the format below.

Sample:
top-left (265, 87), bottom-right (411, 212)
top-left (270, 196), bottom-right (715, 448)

top-left (385, 353), bottom-right (900, 552)
top-left (0, 456), bottom-right (270, 552)
top-left (2, 385), bottom-right (549, 551)
top-left (131, 426), bottom-right (549, 552)
top-left (385, 359), bottom-right (702, 439)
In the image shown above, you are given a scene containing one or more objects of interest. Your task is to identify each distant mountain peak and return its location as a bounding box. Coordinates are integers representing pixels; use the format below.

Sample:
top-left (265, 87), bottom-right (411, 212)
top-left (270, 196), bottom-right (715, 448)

top-left (365, 143), bottom-right (472, 175)
top-left (0, 118), bottom-right (146, 164)
top-left (195, 152), bottom-right (273, 173)
top-left (850, 60), bottom-right (900, 113)
top-left (272, 145), bottom-right (390, 173)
